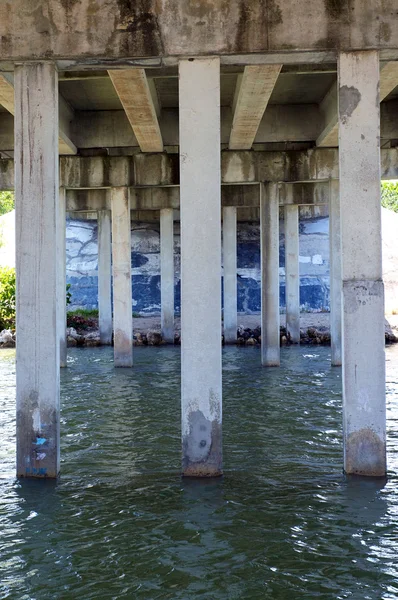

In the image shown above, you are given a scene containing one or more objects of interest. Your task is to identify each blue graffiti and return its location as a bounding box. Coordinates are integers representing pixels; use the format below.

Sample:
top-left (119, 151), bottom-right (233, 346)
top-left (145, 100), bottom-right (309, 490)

top-left (25, 467), bottom-right (47, 476)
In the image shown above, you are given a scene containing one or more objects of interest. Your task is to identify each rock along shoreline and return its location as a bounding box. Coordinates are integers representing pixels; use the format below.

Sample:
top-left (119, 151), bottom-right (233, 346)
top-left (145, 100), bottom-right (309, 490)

top-left (1, 316), bottom-right (397, 349)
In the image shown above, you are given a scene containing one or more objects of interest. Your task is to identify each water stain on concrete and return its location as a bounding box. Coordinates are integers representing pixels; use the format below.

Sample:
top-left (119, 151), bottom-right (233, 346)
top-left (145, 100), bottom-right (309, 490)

top-left (345, 427), bottom-right (386, 477)
top-left (324, 0), bottom-right (347, 19)
top-left (339, 85), bottom-right (361, 125)
top-left (183, 409), bottom-right (222, 477)
top-left (268, 0), bottom-right (283, 25)
top-left (116, 0), bottom-right (163, 56)
top-left (380, 21), bottom-right (391, 43)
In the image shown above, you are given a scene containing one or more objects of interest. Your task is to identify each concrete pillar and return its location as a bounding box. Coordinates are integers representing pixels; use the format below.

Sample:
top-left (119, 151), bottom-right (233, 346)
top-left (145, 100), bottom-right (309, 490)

top-left (58, 188), bottom-right (67, 368)
top-left (223, 206), bottom-right (237, 344)
top-left (111, 187), bottom-right (133, 367)
top-left (15, 63), bottom-right (60, 478)
top-left (329, 180), bottom-right (342, 366)
top-left (160, 208), bottom-right (175, 343)
top-left (260, 183), bottom-right (280, 366)
top-left (284, 204), bottom-right (300, 343)
top-left (98, 210), bottom-right (113, 345)
top-left (179, 58), bottom-right (222, 477)
top-left (338, 51), bottom-right (386, 476)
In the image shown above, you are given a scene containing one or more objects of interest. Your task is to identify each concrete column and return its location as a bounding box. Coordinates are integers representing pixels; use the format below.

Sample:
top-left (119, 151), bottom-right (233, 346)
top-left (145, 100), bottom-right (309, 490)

top-left (160, 208), bottom-right (175, 343)
top-left (338, 51), bottom-right (386, 477)
top-left (179, 58), bottom-right (222, 477)
top-left (260, 183), bottom-right (280, 366)
top-left (58, 188), bottom-right (67, 368)
top-left (111, 187), bottom-right (133, 367)
top-left (329, 180), bottom-right (342, 366)
top-left (284, 204), bottom-right (300, 343)
top-left (98, 210), bottom-right (113, 345)
top-left (223, 206), bottom-right (237, 344)
top-left (15, 63), bottom-right (60, 478)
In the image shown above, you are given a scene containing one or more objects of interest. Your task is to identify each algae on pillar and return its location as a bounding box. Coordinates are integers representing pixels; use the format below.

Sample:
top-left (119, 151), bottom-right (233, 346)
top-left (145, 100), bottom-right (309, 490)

top-left (179, 57), bottom-right (222, 476)
top-left (338, 50), bottom-right (386, 477)
top-left (15, 62), bottom-right (60, 478)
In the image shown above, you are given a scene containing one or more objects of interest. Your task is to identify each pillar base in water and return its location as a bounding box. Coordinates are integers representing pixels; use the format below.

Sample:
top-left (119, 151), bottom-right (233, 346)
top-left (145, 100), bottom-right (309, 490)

top-left (344, 427), bottom-right (386, 478)
top-left (182, 410), bottom-right (223, 477)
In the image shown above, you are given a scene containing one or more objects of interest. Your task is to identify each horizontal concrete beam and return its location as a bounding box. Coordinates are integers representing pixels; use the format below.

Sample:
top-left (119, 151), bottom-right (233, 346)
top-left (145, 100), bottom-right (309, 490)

top-left (65, 182), bottom-right (329, 212)
top-left (0, 105), bottom-right (322, 151)
top-left (1, 148), bottom-right (398, 192)
top-left (1, 1), bottom-right (398, 63)
top-left (71, 105), bottom-right (322, 149)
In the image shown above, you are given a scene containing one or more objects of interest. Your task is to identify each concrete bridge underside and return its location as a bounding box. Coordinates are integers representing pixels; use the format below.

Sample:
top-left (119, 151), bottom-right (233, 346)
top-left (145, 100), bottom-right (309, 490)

top-left (3, 0), bottom-right (396, 479)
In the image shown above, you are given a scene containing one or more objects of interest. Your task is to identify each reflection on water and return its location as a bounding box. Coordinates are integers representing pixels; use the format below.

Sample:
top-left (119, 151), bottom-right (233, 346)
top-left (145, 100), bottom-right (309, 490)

top-left (0, 345), bottom-right (398, 599)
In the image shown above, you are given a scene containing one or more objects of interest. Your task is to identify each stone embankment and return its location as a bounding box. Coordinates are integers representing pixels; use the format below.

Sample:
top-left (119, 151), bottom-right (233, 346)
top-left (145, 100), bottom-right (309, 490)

top-left (1, 317), bottom-right (397, 349)
top-left (0, 313), bottom-right (398, 348)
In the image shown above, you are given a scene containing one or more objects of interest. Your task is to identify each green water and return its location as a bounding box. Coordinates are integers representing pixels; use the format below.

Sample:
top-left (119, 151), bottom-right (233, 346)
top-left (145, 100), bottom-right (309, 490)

top-left (1, 345), bottom-right (398, 599)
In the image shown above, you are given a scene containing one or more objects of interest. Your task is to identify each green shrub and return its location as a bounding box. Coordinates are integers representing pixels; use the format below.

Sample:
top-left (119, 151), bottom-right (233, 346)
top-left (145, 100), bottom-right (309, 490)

top-left (381, 181), bottom-right (398, 212)
top-left (0, 267), bottom-right (16, 330)
top-left (0, 191), bottom-right (14, 217)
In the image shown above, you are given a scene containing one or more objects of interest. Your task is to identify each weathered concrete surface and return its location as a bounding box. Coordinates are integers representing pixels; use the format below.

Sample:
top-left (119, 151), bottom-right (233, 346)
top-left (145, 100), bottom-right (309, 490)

top-left (284, 204), bottom-right (300, 343)
top-left (98, 209), bottom-right (113, 345)
top-left (0, 1), bottom-right (397, 61)
top-left (58, 188), bottom-right (67, 368)
top-left (260, 183), bottom-right (280, 366)
top-left (329, 179), bottom-right (341, 366)
top-left (15, 63), bottom-right (60, 478)
top-left (160, 208), bottom-right (174, 343)
top-left (229, 65), bottom-right (282, 150)
top-left (339, 51), bottom-right (386, 477)
top-left (111, 187), bottom-right (133, 367)
top-left (223, 206), bottom-right (237, 344)
top-left (180, 58), bottom-right (222, 477)
top-left (2, 149), bottom-right (398, 192)
top-left (108, 69), bottom-right (163, 152)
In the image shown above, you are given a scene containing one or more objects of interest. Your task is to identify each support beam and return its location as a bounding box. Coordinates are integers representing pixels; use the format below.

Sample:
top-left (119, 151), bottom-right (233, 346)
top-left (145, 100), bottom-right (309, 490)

top-left (329, 180), bottom-right (342, 366)
top-left (338, 51), bottom-right (386, 477)
top-left (108, 69), bottom-right (163, 153)
top-left (179, 58), bottom-right (222, 477)
top-left (223, 206), bottom-right (237, 344)
top-left (98, 209), bottom-right (113, 345)
top-left (0, 73), bottom-right (76, 155)
top-left (111, 187), bottom-right (133, 367)
top-left (58, 188), bottom-right (67, 367)
top-left (284, 204), bottom-right (300, 343)
top-left (229, 65), bottom-right (282, 150)
top-left (317, 61), bottom-right (398, 147)
top-left (160, 208), bottom-right (175, 343)
top-left (15, 62), bottom-right (60, 478)
top-left (260, 183), bottom-right (280, 366)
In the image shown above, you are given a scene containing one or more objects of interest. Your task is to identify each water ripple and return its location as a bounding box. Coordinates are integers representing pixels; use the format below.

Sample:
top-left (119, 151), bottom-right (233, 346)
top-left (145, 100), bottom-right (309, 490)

top-left (0, 345), bottom-right (397, 599)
